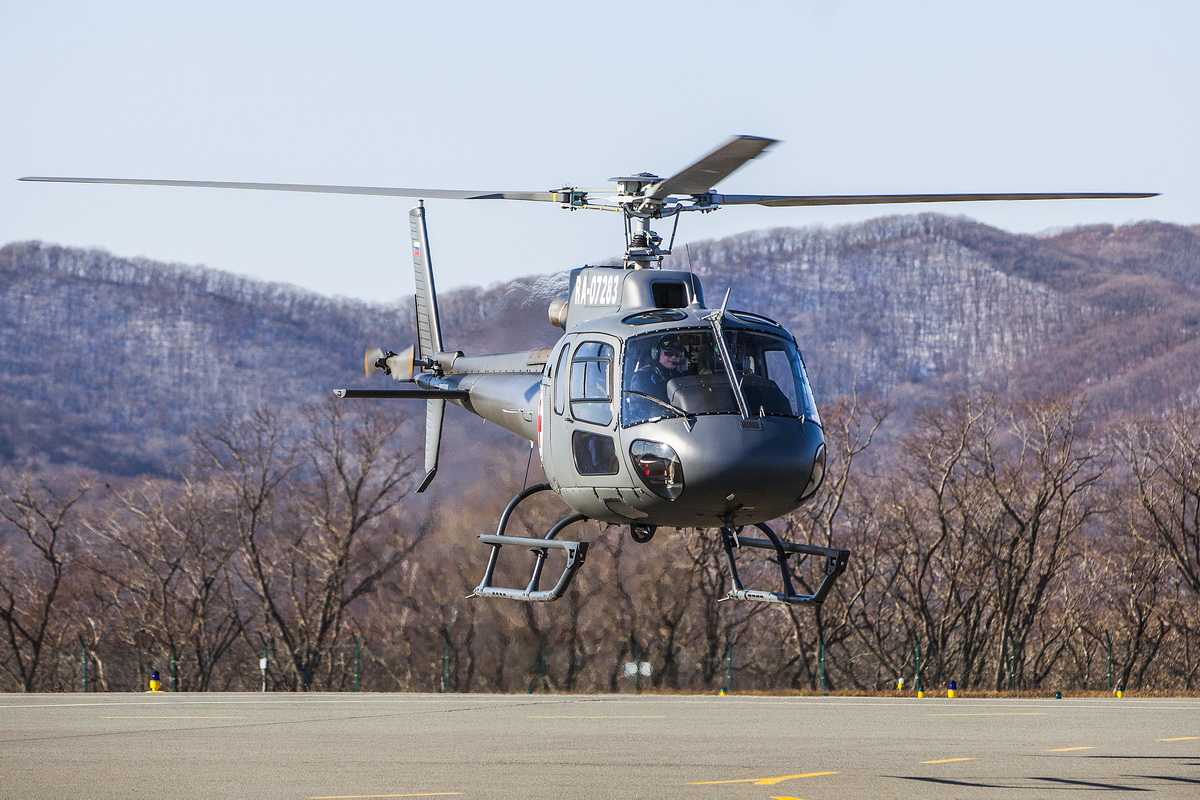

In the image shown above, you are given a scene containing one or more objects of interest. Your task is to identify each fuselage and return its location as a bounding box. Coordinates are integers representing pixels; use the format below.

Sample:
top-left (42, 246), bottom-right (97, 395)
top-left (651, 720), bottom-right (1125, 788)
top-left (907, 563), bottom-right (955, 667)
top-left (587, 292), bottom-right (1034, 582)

top-left (421, 267), bottom-right (826, 529)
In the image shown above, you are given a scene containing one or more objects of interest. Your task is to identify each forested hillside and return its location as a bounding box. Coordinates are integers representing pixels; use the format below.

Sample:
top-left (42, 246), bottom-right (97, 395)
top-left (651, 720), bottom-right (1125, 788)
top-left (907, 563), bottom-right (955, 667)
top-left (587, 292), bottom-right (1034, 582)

top-left (0, 241), bottom-right (558, 477)
top-left (5, 215), bottom-right (1200, 477)
top-left (673, 214), bottom-right (1200, 411)
top-left (2, 215), bottom-right (1199, 695)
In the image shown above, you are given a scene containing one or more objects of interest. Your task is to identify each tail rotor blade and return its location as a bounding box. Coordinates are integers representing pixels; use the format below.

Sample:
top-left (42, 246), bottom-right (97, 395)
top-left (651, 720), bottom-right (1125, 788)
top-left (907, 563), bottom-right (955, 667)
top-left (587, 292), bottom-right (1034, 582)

top-left (364, 345), bottom-right (416, 380)
top-left (364, 347), bottom-right (385, 377)
top-left (387, 346), bottom-right (416, 382)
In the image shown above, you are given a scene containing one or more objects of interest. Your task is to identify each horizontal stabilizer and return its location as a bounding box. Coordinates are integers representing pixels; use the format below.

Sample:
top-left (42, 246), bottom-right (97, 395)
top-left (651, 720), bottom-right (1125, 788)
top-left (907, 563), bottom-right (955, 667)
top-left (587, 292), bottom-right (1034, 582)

top-left (333, 388), bottom-right (469, 399)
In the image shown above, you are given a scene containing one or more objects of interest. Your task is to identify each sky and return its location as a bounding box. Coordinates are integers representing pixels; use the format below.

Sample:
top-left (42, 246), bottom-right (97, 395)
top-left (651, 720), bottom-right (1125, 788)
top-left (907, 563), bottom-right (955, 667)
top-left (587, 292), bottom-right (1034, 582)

top-left (3, 1), bottom-right (1196, 303)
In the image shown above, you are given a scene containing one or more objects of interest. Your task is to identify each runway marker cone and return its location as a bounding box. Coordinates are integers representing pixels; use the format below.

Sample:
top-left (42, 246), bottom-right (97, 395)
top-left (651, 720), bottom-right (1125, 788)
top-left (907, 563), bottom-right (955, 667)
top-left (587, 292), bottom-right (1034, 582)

top-left (1116, 684), bottom-right (1125, 698)
top-left (146, 670), bottom-right (163, 694)
top-left (948, 680), bottom-right (959, 699)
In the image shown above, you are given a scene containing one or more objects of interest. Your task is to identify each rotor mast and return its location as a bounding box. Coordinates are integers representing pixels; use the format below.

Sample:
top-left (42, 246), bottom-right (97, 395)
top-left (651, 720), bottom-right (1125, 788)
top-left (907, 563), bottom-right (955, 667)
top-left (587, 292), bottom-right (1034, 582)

top-left (613, 173), bottom-right (677, 269)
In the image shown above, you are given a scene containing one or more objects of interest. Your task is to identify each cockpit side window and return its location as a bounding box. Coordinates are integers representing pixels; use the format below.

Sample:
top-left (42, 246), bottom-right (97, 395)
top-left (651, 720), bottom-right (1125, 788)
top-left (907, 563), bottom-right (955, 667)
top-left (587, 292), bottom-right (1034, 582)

top-left (762, 348), bottom-right (799, 416)
top-left (726, 330), bottom-right (818, 421)
top-left (553, 344), bottom-right (570, 416)
top-left (570, 341), bottom-right (614, 426)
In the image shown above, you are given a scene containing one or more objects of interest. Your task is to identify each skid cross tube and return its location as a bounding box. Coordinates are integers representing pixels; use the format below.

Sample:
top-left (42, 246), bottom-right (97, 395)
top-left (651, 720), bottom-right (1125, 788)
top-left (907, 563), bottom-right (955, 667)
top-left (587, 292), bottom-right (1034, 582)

top-left (720, 523), bottom-right (850, 605)
top-left (472, 484), bottom-right (590, 602)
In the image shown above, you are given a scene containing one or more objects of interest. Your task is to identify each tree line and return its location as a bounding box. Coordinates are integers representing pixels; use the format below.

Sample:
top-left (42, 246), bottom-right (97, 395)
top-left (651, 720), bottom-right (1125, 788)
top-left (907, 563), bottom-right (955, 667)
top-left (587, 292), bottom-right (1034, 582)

top-left (2, 393), bottom-right (1198, 693)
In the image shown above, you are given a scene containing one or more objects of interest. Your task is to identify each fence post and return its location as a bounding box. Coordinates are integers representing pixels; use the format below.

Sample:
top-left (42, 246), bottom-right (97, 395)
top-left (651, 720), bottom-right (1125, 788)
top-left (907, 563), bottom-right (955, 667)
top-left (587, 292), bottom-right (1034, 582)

top-left (724, 641), bottom-right (734, 694)
top-left (171, 643), bottom-right (179, 692)
top-left (915, 633), bottom-right (923, 697)
top-left (354, 636), bottom-right (362, 693)
top-left (1008, 632), bottom-right (1016, 691)
top-left (442, 634), bottom-right (452, 693)
top-left (540, 639), bottom-right (549, 692)
top-left (1106, 632), bottom-right (1113, 692)
top-left (81, 644), bottom-right (89, 693)
top-left (819, 635), bottom-right (827, 693)
top-left (633, 640), bottom-right (642, 694)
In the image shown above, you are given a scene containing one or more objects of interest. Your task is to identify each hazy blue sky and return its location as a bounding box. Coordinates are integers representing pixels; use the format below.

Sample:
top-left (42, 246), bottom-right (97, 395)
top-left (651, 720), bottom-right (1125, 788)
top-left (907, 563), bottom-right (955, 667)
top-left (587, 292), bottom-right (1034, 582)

top-left (4, 1), bottom-right (1195, 301)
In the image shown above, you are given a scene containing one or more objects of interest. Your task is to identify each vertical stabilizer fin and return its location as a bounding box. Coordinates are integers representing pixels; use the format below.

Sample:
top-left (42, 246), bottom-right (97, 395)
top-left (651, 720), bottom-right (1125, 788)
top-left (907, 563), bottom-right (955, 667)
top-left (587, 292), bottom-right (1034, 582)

top-left (411, 202), bottom-right (447, 493)
top-left (410, 202), bottom-right (444, 359)
top-left (417, 399), bottom-right (446, 493)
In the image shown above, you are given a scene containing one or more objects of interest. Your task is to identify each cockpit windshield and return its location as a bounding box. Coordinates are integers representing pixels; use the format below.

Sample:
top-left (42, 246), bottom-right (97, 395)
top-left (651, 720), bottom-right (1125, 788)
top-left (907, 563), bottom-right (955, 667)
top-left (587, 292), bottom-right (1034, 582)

top-left (622, 328), bottom-right (819, 427)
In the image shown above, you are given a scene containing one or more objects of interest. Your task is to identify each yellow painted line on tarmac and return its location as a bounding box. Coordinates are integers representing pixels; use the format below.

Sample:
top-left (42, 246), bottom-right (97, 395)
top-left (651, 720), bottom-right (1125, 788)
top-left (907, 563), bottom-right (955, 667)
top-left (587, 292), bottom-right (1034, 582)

top-left (1046, 746), bottom-right (1095, 752)
top-left (689, 772), bottom-right (839, 786)
top-left (930, 712), bottom-right (1048, 717)
top-left (1158, 736), bottom-right (1199, 741)
top-left (307, 796), bottom-right (460, 800)
top-left (921, 758), bottom-right (975, 764)
top-left (528, 715), bottom-right (666, 719)
top-left (99, 715), bottom-right (246, 719)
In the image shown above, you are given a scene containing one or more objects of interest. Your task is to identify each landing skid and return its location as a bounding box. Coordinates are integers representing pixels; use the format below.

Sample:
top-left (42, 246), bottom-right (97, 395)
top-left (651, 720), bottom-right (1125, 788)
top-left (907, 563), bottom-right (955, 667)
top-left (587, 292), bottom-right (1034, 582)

top-left (471, 483), bottom-right (590, 602)
top-left (720, 522), bottom-right (849, 605)
top-left (470, 486), bottom-right (849, 605)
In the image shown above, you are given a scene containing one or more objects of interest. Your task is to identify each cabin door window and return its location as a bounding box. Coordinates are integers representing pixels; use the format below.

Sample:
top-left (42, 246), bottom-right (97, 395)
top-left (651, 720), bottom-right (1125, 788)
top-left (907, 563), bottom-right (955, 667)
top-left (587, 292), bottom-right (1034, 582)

top-left (569, 341), bottom-right (614, 426)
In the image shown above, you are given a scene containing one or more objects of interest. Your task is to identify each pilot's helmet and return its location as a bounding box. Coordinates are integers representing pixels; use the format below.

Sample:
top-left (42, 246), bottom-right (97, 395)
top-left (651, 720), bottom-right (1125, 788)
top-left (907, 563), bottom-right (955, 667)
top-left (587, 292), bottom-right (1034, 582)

top-left (652, 334), bottom-right (684, 359)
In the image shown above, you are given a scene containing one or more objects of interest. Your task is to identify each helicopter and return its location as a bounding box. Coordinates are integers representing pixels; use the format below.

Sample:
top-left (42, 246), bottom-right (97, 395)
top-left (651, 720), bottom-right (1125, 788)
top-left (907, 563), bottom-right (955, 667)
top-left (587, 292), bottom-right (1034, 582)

top-left (21, 136), bottom-right (1155, 605)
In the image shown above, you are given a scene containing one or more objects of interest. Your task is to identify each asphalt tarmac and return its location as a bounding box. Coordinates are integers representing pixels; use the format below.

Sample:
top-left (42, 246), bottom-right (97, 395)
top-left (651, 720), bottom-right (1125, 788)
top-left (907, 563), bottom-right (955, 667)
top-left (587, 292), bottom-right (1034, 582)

top-left (1, 692), bottom-right (1197, 799)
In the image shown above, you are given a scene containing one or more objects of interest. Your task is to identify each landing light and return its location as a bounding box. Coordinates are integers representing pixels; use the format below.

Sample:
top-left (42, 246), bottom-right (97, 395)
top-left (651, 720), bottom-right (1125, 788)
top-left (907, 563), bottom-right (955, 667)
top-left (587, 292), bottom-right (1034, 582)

top-left (630, 440), bottom-right (684, 500)
top-left (799, 443), bottom-right (826, 502)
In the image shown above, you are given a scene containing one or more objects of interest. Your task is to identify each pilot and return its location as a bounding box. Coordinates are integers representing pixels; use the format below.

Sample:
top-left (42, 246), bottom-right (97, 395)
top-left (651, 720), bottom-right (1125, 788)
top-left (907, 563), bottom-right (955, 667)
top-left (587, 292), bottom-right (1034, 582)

top-left (631, 334), bottom-right (688, 401)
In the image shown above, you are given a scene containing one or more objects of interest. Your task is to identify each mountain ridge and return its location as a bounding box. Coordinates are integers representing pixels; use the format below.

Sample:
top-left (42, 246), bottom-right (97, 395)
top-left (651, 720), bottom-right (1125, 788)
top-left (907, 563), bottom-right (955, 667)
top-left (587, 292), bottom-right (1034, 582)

top-left (3, 213), bottom-right (1198, 479)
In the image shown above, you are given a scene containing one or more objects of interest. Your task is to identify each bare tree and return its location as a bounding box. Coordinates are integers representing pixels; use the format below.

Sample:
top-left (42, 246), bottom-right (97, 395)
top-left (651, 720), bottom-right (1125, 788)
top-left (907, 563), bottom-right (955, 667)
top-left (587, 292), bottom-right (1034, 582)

top-left (1114, 405), bottom-right (1200, 687)
top-left (980, 396), bottom-right (1107, 689)
top-left (0, 470), bottom-right (90, 691)
top-left (780, 391), bottom-right (891, 690)
top-left (84, 476), bottom-right (246, 690)
top-left (200, 401), bottom-right (423, 690)
top-left (883, 395), bottom-right (1105, 690)
top-left (1119, 406), bottom-right (1200, 596)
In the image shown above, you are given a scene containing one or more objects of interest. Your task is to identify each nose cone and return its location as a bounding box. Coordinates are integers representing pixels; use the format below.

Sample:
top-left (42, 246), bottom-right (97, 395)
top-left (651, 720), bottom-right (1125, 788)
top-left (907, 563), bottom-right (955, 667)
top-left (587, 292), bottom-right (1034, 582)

top-left (654, 416), bottom-right (824, 526)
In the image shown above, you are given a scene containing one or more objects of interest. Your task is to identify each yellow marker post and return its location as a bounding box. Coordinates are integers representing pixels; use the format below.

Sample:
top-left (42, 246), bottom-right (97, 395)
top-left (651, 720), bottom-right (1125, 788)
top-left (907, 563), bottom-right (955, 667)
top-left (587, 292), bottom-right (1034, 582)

top-left (146, 670), bottom-right (163, 694)
top-left (947, 680), bottom-right (959, 699)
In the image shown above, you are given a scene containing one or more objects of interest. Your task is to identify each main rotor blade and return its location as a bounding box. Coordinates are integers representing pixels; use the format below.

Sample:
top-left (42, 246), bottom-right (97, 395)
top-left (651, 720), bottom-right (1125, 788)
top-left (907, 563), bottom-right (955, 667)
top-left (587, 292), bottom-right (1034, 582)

top-left (714, 191), bottom-right (1159, 207)
top-left (645, 136), bottom-right (778, 201)
top-left (18, 176), bottom-right (563, 202)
